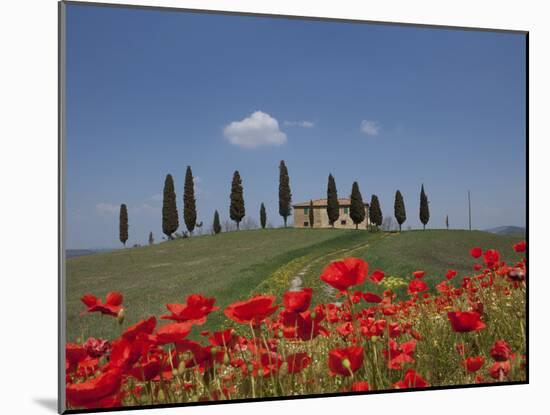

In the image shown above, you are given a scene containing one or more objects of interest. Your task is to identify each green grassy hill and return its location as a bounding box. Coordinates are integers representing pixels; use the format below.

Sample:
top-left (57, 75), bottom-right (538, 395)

top-left (66, 228), bottom-right (523, 342)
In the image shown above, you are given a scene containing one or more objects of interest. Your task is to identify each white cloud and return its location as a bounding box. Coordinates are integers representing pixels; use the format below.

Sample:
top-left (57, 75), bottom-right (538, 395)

top-left (224, 111), bottom-right (287, 149)
top-left (360, 120), bottom-right (380, 136)
top-left (283, 120), bottom-right (315, 128)
top-left (96, 203), bottom-right (119, 215)
top-left (130, 203), bottom-right (159, 215)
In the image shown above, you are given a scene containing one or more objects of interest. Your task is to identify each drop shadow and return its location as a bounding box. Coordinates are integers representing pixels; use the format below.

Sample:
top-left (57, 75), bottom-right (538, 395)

top-left (34, 398), bottom-right (57, 413)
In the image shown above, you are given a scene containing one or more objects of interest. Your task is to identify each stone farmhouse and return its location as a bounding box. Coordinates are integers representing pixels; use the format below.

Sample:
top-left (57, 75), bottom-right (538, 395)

top-left (292, 198), bottom-right (370, 229)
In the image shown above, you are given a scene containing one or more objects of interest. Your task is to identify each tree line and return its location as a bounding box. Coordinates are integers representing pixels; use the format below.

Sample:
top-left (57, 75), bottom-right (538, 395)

top-left (117, 160), bottom-right (433, 245)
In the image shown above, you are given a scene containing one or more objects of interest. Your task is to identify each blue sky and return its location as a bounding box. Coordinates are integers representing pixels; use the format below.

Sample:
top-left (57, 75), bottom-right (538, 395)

top-left (65, 4), bottom-right (526, 249)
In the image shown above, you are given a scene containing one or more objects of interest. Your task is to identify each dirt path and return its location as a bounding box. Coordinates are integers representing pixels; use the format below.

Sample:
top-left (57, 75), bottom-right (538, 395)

top-left (288, 235), bottom-right (390, 298)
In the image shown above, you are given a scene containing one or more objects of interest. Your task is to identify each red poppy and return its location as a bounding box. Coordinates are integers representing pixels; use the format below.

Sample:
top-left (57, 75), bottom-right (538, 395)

top-left (83, 338), bottom-right (111, 358)
top-left (328, 346), bottom-right (364, 376)
top-left (408, 279), bottom-right (429, 295)
top-left (447, 311), bottom-right (486, 332)
top-left (66, 343), bottom-right (88, 370)
top-left (446, 269), bottom-right (458, 280)
top-left (362, 292), bottom-right (382, 303)
top-left (513, 241), bottom-right (526, 253)
top-left (394, 369), bottom-right (429, 389)
top-left (209, 328), bottom-right (236, 348)
top-left (286, 352), bottom-right (312, 374)
top-left (296, 310), bottom-right (328, 341)
top-left (463, 356), bottom-right (485, 372)
top-left (224, 295), bottom-right (278, 325)
top-left (489, 361), bottom-right (511, 380)
top-left (473, 264), bottom-right (483, 271)
top-left (369, 269), bottom-right (385, 283)
top-left (412, 270), bottom-right (425, 279)
top-left (129, 357), bottom-right (161, 381)
top-left (351, 381), bottom-right (370, 391)
top-left (80, 292), bottom-right (123, 317)
top-left (66, 368), bottom-right (123, 408)
top-left (483, 249), bottom-right (501, 269)
top-left (282, 288), bottom-right (312, 313)
top-left (122, 316), bottom-right (157, 341)
top-left (155, 322), bottom-right (193, 345)
top-left (490, 340), bottom-right (512, 362)
top-left (320, 258), bottom-right (368, 291)
top-left (470, 247), bottom-right (483, 259)
top-left (161, 294), bottom-right (219, 325)
top-left (383, 339), bottom-right (416, 370)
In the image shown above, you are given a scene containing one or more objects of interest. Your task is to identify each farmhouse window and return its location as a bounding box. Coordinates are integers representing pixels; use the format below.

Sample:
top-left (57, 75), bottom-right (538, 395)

top-left (341, 220), bottom-right (346, 225)
top-left (304, 221), bottom-right (309, 227)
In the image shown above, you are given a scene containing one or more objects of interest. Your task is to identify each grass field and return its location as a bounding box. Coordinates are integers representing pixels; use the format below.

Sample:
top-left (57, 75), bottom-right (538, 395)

top-left (66, 228), bottom-right (522, 342)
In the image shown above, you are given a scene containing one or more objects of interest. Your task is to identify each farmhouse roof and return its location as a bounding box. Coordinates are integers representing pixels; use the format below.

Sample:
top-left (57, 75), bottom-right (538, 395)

top-left (292, 198), bottom-right (369, 208)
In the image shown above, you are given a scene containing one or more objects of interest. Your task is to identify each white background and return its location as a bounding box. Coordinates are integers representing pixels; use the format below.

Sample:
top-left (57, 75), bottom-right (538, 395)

top-left (0, 0), bottom-right (545, 414)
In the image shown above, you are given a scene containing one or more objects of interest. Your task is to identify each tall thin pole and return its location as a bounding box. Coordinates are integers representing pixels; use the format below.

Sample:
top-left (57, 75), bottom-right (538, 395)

top-left (468, 190), bottom-right (472, 231)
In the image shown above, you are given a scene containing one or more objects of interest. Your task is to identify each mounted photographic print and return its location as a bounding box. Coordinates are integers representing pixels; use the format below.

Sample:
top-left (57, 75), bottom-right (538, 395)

top-left (59, 1), bottom-right (528, 412)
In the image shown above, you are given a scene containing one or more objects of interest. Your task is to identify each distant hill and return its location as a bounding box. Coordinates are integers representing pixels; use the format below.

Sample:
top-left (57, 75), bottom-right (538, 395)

top-left (66, 248), bottom-right (113, 258)
top-left (485, 226), bottom-right (526, 236)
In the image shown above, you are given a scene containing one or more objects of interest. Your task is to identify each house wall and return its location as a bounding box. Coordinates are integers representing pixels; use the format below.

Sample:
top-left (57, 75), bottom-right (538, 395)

top-left (293, 206), bottom-right (370, 229)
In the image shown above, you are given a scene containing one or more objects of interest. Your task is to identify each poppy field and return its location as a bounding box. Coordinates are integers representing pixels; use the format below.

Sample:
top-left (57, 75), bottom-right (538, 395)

top-left (65, 241), bottom-right (527, 410)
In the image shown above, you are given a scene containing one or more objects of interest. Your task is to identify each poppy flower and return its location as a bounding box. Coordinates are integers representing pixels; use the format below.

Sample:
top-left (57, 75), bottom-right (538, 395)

top-left (320, 258), bottom-right (368, 291)
top-left (369, 269), bottom-right (385, 283)
top-left (383, 339), bottom-right (416, 370)
top-left (296, 310), bottom-right (328, 341)
top-left (66, 343), bottom-right (88, 370)
top-left (446, 269), bottom-right (457, 280)
top-left (408, 279), bottom-right (429, 295)
top-left (473, 264), bottom-right (483, 271)
top-left (447, 311), bottom-right (486, 332)
top-left (351, 381), bottom-right (370, 391)
top-left (286, 352), bottom-right (312, 374)
top-left (155, 322), bottom-right (193, 345)
top-left (83, 338), bottom-right (111, 358)
top-left (161, 294), bottom-right (219, 325)
top-left (483, 249), bottom-right (501, 269)
top-left (394, 369), bottom-right (429, 389)
top-left (328, 346), bottom-right (364, 376)
top-left (282, 288), bottom-right (312, 313)
top-left (470, 247), bottom-right (483, 259)
top-left (362, 292), bottom-right (382, 303)
top-left (490, 340), bottom-right (512, 362)
top-left (121, 317), bottom-right (156, 344)
top-left (129, 357), bottom-right (161, 381)
top-left (209, 328), bottom-right (236, 348)
top-left (489, 361), bottom-right (511, 380)
top-left (412, 270), bottom-right (425, 279)
top-left (80, 292), bottom-right (123, 317)
top-left (224, 295), bottom-right (278, 325)
top-left (463, 356), bottom-right (485, 372)
top-left (66, 368), bottom-right (123, 408)
top-left (513, 241), bottom-right (526, 253)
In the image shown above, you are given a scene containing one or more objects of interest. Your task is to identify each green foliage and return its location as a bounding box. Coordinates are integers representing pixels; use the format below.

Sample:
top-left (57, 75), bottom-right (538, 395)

top-left (162, 174), bottom-right (179, 239)
top-left (183, 166), bottom-right (197, 235)
top-left (229, 171), bottom-right (245, 229)
top-left (278, 160), bottom-right (292, 227)
top-left (326, 174), bottom-right (339, 227)
top-left (369, 194), bottom-right (383, 228)
top-left (260, 203), bottom-right (267, 229)
top-left (420, 184), bottom-right (430, 230)
top-left (119, 204), bottom-right (128, 246)
top-left (309, 199), bottom-right (314, 228)
top-left (394, 190), bottom-right (406, 231)
top-left (349, 181), bottom-right (366, 229)
top-left (212, 210), bottom-right (221, 234)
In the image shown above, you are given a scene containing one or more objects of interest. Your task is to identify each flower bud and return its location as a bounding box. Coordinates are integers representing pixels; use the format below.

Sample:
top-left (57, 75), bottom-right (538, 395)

top-left (117, 308), bottom-right (126, 325)
top-left (342, 358), bottom-right (351, 369)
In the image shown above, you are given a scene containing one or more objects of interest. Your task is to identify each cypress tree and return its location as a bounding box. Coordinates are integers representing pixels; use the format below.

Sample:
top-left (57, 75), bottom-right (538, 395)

top-left (148, 231), bottom-right (154, 245)
top-left (260, 203), bottom-right (267, 229)
top-left (212, 210), bottom-right (221, 234)
top-left (279, 160), bottom-right (292, 227)
top-left (183, 166), bottom-right (197, 236)
top-left (309, 200), bottom-right (314, 228)
top-left (119, 203), bottom-right (128, 246)
top-left (420, 184), bottom-right (430, 230)
top-left (446, 214), bottom-right (449, 230)
top-left (229, 171), bottom-right (245, 230)
top-left (162, 174), bottom-right (179, 239)
top-left (394, 190), bottom-right (406, 232)
top-left (369, 195), bottom-right (383, 229)
top-left (349, 181), bottom-right (366, 230)
top-left (326, 174), bottom-right (339, 227)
